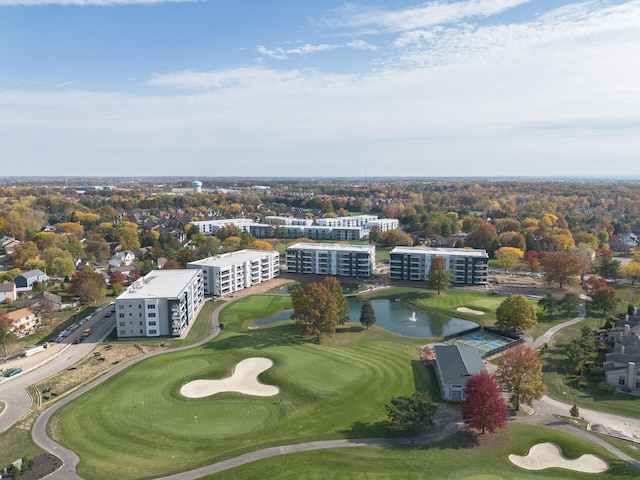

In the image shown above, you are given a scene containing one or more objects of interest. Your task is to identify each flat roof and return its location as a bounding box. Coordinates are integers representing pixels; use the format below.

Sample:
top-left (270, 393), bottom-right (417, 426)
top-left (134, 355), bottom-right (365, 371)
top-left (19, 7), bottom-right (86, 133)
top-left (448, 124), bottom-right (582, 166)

top-left (286, 242), bottom-right (374, 253)
top-left (391, 246), bottom-right (488, 258)
top-left (188, 249), bottom-right (277, 268)
top-left (117, 270), bottom-right (200, 300)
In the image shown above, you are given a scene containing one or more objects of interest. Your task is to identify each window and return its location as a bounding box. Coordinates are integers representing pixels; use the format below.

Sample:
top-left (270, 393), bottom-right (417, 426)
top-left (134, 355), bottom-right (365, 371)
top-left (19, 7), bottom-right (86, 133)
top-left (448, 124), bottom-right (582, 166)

top-left (619, 377), bottom-right (626, 386)
top-left (140, 330), bottom-right (143, 334)
top-left (139, 304), bottom-right (142, 309)
top-left (119, 322), bottom-right (125, 326)
top-left (149, 329), bottom-right (157, 335)
top-left (139, 321), bottom-right (143, 326)
top-left (118, 305), bottom-right (124, 310)
top-left (148, 304), bottom-right (156, 309)
top-left (148, 313), bottom-right (156, 318)
top-left (148, 321), bottom-right (157, 326)
top-left (119, 314), bottom-right (124, 318)
top-left (120, 330), bottom-right (126, 335)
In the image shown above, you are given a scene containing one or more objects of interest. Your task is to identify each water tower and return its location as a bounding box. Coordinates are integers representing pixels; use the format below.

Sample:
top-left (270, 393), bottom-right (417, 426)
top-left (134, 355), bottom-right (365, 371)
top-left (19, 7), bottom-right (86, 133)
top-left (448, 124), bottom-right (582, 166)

top-left (192, 180), bottom-right (203, 193)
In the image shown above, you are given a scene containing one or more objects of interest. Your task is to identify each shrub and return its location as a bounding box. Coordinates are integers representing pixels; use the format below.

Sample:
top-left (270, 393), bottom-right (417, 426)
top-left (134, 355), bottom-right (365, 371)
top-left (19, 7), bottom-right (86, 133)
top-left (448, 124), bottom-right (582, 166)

top-left (598, 381), bottom-right (616, 394)
top-left (588, 365), bottom-right (605, 377)
top-left (576, 376), bottom-right (588, 390)
top-left (570, 404), bottom-right (580, 417)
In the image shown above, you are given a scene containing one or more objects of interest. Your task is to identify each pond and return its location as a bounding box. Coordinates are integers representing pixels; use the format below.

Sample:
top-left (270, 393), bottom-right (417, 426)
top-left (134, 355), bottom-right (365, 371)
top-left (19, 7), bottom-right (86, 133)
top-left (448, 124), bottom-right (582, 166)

top-left (279, 283), bottom-right (361, 294)
top-left (252, 298), bottom-right (477, 339)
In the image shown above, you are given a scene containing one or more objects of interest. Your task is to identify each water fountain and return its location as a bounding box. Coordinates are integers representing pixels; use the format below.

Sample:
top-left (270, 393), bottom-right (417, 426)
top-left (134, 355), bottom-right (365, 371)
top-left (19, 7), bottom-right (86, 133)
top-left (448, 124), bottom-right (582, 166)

top-left (409, 312), bottom-right (417, 321)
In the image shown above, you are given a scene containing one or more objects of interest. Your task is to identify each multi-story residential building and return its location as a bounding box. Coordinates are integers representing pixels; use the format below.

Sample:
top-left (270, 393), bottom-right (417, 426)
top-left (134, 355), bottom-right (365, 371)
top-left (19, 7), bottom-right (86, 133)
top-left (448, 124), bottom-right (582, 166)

top-left (286, 243), bottom-right (375, 278)
top-left (363, 218), bottom-right (399, 233)
top-left (187, 249), bottom-right (280, 296)
top-left (315, 215), bottom-right (378, 228)
top-left (115, 270), bottom-right (204, 338)
top-left (264, 216), bottom-right (313, 226)
top-left (190, 218), bottom-right (254, 235)
top-left (389, 247), bottom-right (489, 285)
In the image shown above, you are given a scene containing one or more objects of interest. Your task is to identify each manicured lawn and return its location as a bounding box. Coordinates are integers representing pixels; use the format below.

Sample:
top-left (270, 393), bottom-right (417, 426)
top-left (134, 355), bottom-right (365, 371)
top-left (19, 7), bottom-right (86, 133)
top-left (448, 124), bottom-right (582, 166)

top-left (205, 423), bottom-right (639, 479)
top-left (51, 295), bottom-right (431, 480)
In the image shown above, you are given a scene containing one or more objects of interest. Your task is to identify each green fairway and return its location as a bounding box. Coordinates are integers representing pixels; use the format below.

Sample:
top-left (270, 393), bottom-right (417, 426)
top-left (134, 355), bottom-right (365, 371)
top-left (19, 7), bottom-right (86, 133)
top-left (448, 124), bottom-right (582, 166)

top-left (204, 423), bottom-right (639, 480)
top-left (51, 295), bottom-right (429, 480)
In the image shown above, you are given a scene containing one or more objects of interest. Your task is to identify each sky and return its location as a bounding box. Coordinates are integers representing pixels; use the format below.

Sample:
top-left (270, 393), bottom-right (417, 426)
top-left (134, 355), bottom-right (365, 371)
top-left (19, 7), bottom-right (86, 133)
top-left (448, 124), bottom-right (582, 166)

top-left (0, 0), bottom-right (639, 178)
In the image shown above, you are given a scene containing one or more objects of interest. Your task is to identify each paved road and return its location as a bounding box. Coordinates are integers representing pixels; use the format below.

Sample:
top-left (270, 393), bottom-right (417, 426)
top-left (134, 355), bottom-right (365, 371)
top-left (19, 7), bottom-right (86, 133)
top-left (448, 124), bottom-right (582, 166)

top-left (0, 305), bottom-right (116, 433)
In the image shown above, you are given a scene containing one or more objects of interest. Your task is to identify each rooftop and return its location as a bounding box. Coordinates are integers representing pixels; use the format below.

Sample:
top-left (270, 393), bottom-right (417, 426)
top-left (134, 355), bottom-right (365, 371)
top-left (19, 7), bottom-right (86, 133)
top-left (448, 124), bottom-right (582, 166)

top-left (117, 270), bottom-right (200, 299)
top-left (391, 246), bottom-right (488, 258)
top-left (286, 242), bottom-right (375, 253)
top-left (188, 249), bottom-right (278, 268)
top-left (434, 344), bottom-right (486, 385)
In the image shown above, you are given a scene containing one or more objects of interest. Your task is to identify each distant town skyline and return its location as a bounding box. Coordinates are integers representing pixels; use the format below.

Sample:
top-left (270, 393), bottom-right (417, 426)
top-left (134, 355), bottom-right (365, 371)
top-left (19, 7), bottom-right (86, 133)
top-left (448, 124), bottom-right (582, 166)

top-left (1, 0), bottom-right (638, 177)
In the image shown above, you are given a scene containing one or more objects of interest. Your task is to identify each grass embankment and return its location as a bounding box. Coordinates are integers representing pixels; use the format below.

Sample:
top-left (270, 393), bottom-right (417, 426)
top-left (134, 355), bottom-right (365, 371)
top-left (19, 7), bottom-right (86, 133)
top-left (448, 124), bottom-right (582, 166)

top-left (50, 295), bottom-right (433, 480)
top-left (205, 423), bottom-right (638, 480)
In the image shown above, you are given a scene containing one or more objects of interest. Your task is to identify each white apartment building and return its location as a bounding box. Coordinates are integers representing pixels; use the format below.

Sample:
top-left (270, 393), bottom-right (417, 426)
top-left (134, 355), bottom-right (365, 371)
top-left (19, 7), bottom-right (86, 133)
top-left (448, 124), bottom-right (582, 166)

top-left (389, 247), bottom-right (489, 285)
top-left (264, 216), bottom-right (313, 226)
top-left (116, 270), bottom-right (204, 338)
top-left (364, 218), bottom-right (400, 233)
top-left (286, 243), bottom-right (375, 278)
top-left (187, 249), bottom-right (280, 296)
top-left (190, 218), bottom-right (254, 235)
top-left (316, 215), bottom-right (378, 228)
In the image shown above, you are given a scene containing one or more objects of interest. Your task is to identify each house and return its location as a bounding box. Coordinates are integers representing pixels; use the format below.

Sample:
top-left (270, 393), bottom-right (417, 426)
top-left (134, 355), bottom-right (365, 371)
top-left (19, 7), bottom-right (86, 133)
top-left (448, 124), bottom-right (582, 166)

top-left (115, 269), bottom-right (204, 338)
top-left (0, 282), bottom-right (17, 303)
top-left (604, 320), bottom-right (640, 392)
top-left (187, 249), bottom-right (280, 296)
top-left (13, 269), bottom-right (49, 289)
top-left (433, 344), bottom-right (487, 401)
top-left (109, 251), bottom-right (136, 268)
top-left (6, 308), bottom-right (40, 334)
top-left (1, 237), bottom-right (21, 256)
top-left (14, 291), bottom-right (62, 311)
top-left (389, 247), bottom-right (489, 285)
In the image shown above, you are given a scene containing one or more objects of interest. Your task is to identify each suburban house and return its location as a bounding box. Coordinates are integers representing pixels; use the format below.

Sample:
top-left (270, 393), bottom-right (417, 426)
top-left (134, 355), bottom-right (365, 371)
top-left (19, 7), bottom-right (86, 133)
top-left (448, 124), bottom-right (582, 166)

top-left (109, 251), bottom-right (136, 268)
top-left (187, 249), bottom-right (280, 296)
top-left (285, 243), bottom-right (375, 278)
top-left (115, 269), bottom-right (204, 338)
top-left (13, 269), bottom-right (49, 290)
top-left (433, 344), bottom-right (487, 401)
top-left (1, 236), bottom-right (20, 256)
top-left (389, 247), bottom-right (489, 285)
top-left (0, 282), bottom-right (17, 303)
top-left (15, 291), bottom-right (63, 311)
top-left (6, 307), bottom-right (40, 335)
top-left (604, 319), bottom-right (640, 392)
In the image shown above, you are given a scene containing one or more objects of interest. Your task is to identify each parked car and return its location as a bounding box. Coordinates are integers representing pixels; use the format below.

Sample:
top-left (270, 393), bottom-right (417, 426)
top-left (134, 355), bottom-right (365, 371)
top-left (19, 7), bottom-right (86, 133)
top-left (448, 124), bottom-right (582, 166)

top-left (4, 368), bottom-right (22, 377)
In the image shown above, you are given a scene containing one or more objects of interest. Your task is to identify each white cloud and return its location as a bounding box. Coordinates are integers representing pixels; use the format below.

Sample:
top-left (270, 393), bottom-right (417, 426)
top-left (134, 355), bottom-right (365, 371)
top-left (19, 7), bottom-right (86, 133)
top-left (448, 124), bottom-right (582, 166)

top-left (346, 39), bottom-right (378, 51)
top-left (0, 0), bottom-right (195, 5)
top-left (257, 43), bottom-right (337, 60)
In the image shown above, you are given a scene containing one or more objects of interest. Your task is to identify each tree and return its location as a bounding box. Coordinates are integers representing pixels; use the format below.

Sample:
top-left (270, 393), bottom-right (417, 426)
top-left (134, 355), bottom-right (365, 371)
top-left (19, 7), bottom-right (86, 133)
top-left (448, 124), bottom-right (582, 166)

top-left (380, 229), bottom-right (413, 248)
top-left (112, 283), bottom-right (125, 296)
top-left (68, 268), bottom-right (107, 304)
top-left (216, 224), bottom-right (244, 241)
top-left (0, 311), bottom-right (15, 357)
top-left (368, 224), bottom-right (381, 243)
top-left (560, 292), bottom-right (581, 317)
top-left (596, 256), bottom-right (621, 282)
top-left (540, 251), bottom-right (583, 288)
top-left (538, 293), bottom-right (559, 317)
top-left (322, 277), bottom-right (349, 324)
top-left (11, 241), bottom-right (40, 267)
top-left (570, 405), bottom-right (580, 418)
top-left (623, 261), bottom-right (640, 285)
top-left (583, 276), bottom-right (622, 316)
top-left (109, 270), bottom-right (127, 286)
top-left (359, 302), bottom-right (376, 330)
top-left (524, 250), bottom-right (540, 273)
top-left (385, 391), bottom-right (437, 432)
top-left (465, 222), bottom-right (499, 255)
top-left (117, 223), bottom-right (140, 251)
top-left (461, 371), bottom-right (508, 434)
top-left (177, 248), bottom-right (197, 267)
top-left (495, 247), bottom-right (524, 273)
top-left (495, 294), bottom-right (537, 331)
top-left (291, 281), bottom-right (339, 342)
top-left (496, 345), bottom-right (546, 411)
top-left (427, 256), bottom-right (452, 295)
top-left (32, 294), bottom-right (57, 326)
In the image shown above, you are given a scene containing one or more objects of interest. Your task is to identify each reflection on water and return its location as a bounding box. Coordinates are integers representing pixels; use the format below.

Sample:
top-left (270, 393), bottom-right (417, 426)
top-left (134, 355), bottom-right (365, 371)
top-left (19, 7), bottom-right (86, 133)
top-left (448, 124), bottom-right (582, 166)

top-left (253, 298), bottom-right (477, 338)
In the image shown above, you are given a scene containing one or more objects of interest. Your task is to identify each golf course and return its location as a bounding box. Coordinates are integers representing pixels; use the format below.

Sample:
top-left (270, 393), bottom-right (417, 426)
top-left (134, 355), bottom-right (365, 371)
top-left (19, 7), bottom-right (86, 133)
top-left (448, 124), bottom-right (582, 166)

top-left (47, 291), bottom-right (640, 479)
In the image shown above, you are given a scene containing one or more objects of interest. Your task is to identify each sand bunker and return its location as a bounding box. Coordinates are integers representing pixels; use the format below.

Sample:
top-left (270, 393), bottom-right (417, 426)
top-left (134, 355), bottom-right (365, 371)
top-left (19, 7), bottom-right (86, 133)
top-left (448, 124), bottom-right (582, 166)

top-left (181, 357), bottom-right (279, 398)
top-left (457, 307), bottom-right (485, 315)
top-left (509, 442), bottom-right (608, 473)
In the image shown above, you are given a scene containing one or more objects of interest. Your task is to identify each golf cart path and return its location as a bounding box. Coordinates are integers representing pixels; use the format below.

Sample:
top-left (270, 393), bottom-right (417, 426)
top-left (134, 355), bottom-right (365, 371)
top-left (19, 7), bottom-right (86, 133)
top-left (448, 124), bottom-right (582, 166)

top-left (34, 296), bottom-right (640, 478)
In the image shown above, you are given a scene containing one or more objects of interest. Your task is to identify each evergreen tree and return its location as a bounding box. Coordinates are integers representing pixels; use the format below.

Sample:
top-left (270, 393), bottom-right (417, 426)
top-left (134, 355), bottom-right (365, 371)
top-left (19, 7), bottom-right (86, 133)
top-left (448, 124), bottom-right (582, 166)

top-left (359, 302), bottom-right (376, 330)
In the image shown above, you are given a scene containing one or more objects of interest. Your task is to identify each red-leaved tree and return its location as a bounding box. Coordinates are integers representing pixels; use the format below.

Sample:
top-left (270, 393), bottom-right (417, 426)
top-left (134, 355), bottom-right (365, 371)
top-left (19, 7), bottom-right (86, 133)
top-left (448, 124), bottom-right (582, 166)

top-left (461, 370), bottom-right (508, 434)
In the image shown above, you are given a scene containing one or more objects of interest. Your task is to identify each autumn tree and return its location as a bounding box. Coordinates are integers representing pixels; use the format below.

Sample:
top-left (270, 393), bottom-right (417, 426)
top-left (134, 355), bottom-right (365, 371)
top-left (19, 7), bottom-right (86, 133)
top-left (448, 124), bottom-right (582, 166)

top-left (322, 277), bottom-right (350, 324)
top-left (0, 311), bottom-right (15, 357)
top-left (524, 250), bottom-right (540, 273)
top-left (291, 278), bottom-right (349, 342)
top-left (540, 251), bottom-right (583, 288)
top-left (385, 391), bottom-right (437, 432)
top-left (495, 294), bottom-right (537, 331)
top-left (216, 224), bottom-right (244, 241)
top-left (117, 222), bottom-right (140, 251)
top-left (368, 224), bottom-right (381, 243)
top-left (68, 268), bottom-right (107, 304)
top-left (359, 302), bottom-right (376, 330)
top-left (11, 241), bottom-right (40, 267)
top-left (32, 294), bottom-right (58, 326)
top-left (461, 371), bottom-right (508, 434)
top-left (583, 276), bottom-right (621, 316)
top-left (380, 229), bottom-right (413, 248)
top-left (427, 256), bottom-right (452, 295)
top-left (495, 247), bottom-right (524, 273)
top-left (623, 261), bottom-right (640, 285)
top-left (465, 222), bottom-right (499, 255)
top-left (496, 345), bottom-right (546, 411)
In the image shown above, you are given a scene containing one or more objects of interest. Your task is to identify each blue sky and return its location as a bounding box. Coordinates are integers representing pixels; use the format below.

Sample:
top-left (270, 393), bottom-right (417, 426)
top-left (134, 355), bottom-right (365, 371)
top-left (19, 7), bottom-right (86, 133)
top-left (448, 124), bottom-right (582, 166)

top-left (0, 0), bottom-right (638, 177)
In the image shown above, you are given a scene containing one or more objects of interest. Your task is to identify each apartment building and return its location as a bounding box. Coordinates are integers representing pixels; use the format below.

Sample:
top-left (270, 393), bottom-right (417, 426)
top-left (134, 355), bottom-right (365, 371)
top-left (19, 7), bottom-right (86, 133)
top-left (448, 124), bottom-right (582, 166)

top-left (115, 269), bottom-right (204, 338)
top-left (389, 247), bottom-right (489, 285)
top-left (187, 249), bottom-right (280, 296)
top-left (190, 218), bottom-right (254, 235)
top-left (286, 243), bottom-right (375, 278)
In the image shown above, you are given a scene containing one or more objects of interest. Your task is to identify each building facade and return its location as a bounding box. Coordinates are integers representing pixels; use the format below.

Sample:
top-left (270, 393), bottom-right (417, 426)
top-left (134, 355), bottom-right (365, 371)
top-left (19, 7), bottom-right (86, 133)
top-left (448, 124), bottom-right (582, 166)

top-left (285, 243), bottom-right (375, 277)
top-left (187, 249), bottom-right (280, 296)
top-left (115, 270), bottom-right (204, 339)
top-left (389, 247), bottom-right (489, 285)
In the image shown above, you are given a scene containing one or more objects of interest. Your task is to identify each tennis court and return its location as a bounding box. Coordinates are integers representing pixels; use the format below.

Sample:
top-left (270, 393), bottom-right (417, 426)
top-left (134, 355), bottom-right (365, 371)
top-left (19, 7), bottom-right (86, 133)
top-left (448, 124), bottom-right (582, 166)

top-left (448, 329), bottom-right (517, 356)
